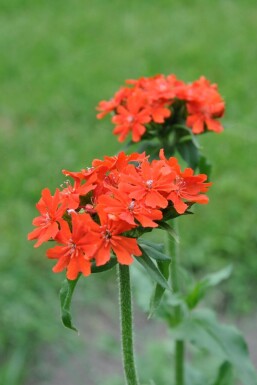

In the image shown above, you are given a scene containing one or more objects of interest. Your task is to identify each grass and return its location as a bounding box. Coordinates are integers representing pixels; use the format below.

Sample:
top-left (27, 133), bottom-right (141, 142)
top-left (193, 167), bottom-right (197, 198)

top-left (1, 0), bottom-right (257, 383)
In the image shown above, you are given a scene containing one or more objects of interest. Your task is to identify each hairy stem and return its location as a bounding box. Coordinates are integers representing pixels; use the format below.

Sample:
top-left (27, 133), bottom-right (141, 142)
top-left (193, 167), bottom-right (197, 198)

top-left (118, 264), bottom-right (140, 385)
top-left (169, 220), bottom-right (184, 385)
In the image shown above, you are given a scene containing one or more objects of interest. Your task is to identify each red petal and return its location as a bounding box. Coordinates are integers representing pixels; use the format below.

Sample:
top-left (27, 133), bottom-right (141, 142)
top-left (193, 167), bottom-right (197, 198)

top-left (47, 245), bottom-right (67, 259)
top-left (52, 255), bottom-right (70, 273)
top-left (94, 243), bottom-right (111, 266)
top-left (168, 192), bottom-right (188, 214)
top-left (34, 222), bottom-right (59, 247)
top-left (67, 258), bottom-right (80, 280)
top-left (78, 256), bottom-right (91, 277)
top-left (113, 244), bottom-right (134, 265)
top-left (145, 191), bottom-right (168, 209)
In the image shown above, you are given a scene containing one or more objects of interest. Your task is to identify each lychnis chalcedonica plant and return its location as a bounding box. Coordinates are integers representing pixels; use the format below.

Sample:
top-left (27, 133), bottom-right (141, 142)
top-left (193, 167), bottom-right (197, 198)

top-left (28, 73), bottom-right (257, 385)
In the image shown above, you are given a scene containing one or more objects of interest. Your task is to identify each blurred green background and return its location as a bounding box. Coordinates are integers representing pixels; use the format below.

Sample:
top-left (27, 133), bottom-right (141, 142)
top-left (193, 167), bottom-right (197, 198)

top-left (1, 0), bottom-right (257, 384)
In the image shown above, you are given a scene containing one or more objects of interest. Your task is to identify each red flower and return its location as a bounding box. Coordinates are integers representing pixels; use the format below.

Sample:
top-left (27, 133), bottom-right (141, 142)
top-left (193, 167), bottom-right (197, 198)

top-left (160, 150), bottom-right (212, 213)
top-left (126, 75), bottom-right (173, 123)
top-left (187, 113), bottom-right (224, 134)
top-left (98, 187), bottom-right (163, 228)
top-left (63, 152), bottom-right (147, 205)
top-left (60, 179), bottom-right (96, 210)
top-left (149, 100), bottom-right (171, 124)
top-left (96, 87), bottom-right (131, 119)
top-left (46, 213), bottom-right (97, 280)
top-left (85, 210), bottom-right (142, 266)
top-left (185, 77), bottom-right (225, 134)
top-left (62, 166), bottom-right (96, 182)
top-left (91, 152), bottom-right (146, 200)
top-left (27, 188), bottom-right (66, 247)
top-left (119, 160), bottom-right (175, 209)
top-left (112, 91), bottom-right (151, 142)
top-left (166, 74), bottom-right (188, 99)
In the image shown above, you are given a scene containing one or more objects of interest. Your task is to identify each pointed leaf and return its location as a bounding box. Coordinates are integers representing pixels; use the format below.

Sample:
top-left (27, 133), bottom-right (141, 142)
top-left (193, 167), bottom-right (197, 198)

top-left (198, 154), bottom-right (212, 180)
top-left (203, 265), bottom-right (233, 287)
top-left (212, 361), bottom-right (234, 385)
top-left (138, 239), bottom-right (170, 261)
top-left (92, 258), bottom-right (117, 273)
top-left (177, 139), bottom-right (200, 170)
top-left (137, 238), bottom-right (164, 252)
top-left (157, 220), bottom-right (180, 243)
top-left (186, 265), bottom-right (233, 309)
top-left (136, 248), bottom-right (171, 291)
top-left (149, 259), bottom-right (171, 318)
top-left (137, 140), bottom-right (162, 160)
top-left (161, 203), bottom-right (194, 222)
top-left (59, 274), bottom-right (81, 332)
top-left (173, 124), bottom-right (201, 149)
top-left (178, 133), bottom-right (201, 149)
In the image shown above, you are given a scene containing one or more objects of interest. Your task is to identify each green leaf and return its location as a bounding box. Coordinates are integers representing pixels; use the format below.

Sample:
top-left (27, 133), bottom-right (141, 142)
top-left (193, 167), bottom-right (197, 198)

top-left (212, 362), bottom-right (234, 385)
top-left (149, 259), bottom-right (171, 318)
top-left (172, 309), bottom-right (257, 385)
top-left (161, 203), bottom-right (194, 222)
top-left (198, 154), bottom-right (212, 180)
top-left (136, 248), bottom-right (171, 291)
top-left (91, 258), bottom-right (117, 273)
top-left (59, 274), bottom-right (81, 332)
top-left (156, 293), bottom-right (189, 327)
top-left (137, 238), bottom-right (164, 252)
top-left (156, 220), bottom-right (180, 243)
top-left (172, 124), bottom-right (201, 149)
top-left (177, 139), bottom-right (200, 169)
top-left (203, 265), bottom-right (233, 287)
top-left (138, 239), bottom-right (170, 261)
top-left (186, 265), bottom-right (233, 309)
top-left (185, 364), bottom-right (208, 385)
top-left (137, 140), bottom-right (162, 160)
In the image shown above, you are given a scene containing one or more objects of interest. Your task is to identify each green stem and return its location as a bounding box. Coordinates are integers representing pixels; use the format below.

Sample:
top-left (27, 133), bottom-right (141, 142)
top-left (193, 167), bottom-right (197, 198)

top-left (118, 264), bottom-right (140, 385)
top-left (170, 221), bottom-right (180, 294)
top-left (175, 340), bottom-right (184, 385)
top-left (168, 220), bottom-right (185, 385)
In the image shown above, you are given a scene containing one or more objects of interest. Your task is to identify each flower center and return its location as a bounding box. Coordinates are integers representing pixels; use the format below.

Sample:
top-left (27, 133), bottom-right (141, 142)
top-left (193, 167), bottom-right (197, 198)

top-left (67, 239), bottom-right (77, 257)
top-left (175, 176), bottom-right (186, 191)
top-left (128, 200), bottom-right (135, 211)
top-left (127, 115), bottom-right (134, 123)
top-left (101, 229), bottom-right (112, 240)
top-left (146, 179), bottom-right (153, 189)
top-left (85, 204), bottom-right (95, 214)
top-left (44, 213), bottom-right (51, 223)
top-left (159, 83), bottom-right (167, 91)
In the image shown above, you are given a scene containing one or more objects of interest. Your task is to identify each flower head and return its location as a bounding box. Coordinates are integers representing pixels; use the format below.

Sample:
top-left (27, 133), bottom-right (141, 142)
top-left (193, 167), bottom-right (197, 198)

top-left (96, 73), bottom-right (225, 142)
top-left (28, 150), bottom-right (212, 279)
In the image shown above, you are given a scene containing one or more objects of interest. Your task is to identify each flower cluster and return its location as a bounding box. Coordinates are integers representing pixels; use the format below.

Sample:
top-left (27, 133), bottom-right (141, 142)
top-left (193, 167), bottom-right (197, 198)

top-left (28, 150), bottom-right (211, 280)
top-left (96, 74), bottom-right (225, 142)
